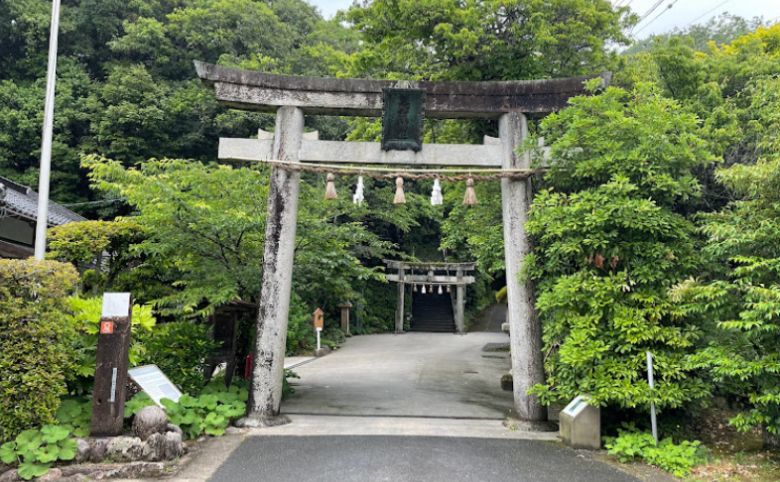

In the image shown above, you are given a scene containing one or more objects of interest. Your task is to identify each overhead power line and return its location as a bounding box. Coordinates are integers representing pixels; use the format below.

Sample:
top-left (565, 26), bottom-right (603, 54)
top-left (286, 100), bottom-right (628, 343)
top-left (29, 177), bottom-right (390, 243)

top-left (62, 198), bottom-right (124, 208)
top-left (635, 0), bottom-right (668, 25)
top-left (635, 0), bottom-right (680, 35)
top-left (683, 0), bottom-right (733, 28)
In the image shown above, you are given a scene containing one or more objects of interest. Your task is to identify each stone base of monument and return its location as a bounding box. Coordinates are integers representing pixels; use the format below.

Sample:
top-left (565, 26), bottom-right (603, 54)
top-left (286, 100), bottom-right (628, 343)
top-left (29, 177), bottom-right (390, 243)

top-left (501, 322), bottom-right (510, 333)
top-left (0, 461), bottom-right (172, 482)
top-left (0, 423), bottom-right (186, 482)
top-left (235, 413), bottom-right (291, 428)
top-left (547, 403), bottom-right (564, 422)
top-left (502, 417), bottom-right (557, 432)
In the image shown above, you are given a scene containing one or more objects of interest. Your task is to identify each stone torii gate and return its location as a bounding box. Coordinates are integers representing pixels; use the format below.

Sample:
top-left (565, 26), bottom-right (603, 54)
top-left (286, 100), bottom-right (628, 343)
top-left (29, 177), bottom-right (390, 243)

top-left (195, 61), bottom-right (608, 426)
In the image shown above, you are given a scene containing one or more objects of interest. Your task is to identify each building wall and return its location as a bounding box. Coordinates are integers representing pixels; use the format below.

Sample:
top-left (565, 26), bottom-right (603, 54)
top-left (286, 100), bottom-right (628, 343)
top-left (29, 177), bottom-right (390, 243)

top-left (0, 215), bottom-right (34, 246)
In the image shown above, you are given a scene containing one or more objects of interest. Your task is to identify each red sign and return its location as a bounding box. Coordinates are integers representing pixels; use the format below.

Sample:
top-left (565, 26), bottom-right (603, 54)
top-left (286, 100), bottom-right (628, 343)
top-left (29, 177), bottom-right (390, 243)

top-left (100, 321), bottom-right (115, 334)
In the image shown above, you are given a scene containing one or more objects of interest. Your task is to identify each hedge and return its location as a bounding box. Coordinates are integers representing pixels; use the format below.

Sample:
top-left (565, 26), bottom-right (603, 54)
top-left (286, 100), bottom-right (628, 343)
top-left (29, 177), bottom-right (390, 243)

top-left (0, 259), bottom-right (78, 442)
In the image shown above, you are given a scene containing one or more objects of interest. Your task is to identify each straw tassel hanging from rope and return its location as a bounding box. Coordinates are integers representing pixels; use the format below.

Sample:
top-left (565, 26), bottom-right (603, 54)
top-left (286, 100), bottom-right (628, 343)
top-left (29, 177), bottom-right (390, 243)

top-left (463, 177), bottom-right (477, 205)
top-left (394, 176), bottom-right (406, 204)
top-left (325, 173), bottom-right (337, 200)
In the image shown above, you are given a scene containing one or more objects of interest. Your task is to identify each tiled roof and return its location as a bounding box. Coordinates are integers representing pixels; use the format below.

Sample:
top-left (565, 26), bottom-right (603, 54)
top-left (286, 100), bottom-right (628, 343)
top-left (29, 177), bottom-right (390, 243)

top-left (0, 176), bottom-right (86, 226)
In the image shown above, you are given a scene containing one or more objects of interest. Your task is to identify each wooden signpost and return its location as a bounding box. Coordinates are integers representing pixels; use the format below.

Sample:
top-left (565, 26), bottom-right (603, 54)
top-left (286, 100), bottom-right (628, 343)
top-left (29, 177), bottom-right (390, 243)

top-left (313, 307), bottom-right (324, 352)
top-left (90, 293), bottom-right (132, 436)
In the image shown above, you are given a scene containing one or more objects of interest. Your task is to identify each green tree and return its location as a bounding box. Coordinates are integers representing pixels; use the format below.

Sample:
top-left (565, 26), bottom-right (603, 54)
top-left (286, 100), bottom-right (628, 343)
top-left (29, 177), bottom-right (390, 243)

top-left (0, 0), bottom-right (357, 206)
top-left (526, 83), bottom-right (716, 410)
top-left (81, 156), bottom-right (396, 322)
top-left (670, 79), bottom-right (780, 444)
top-left (345, 0), bottom-right (633, 81)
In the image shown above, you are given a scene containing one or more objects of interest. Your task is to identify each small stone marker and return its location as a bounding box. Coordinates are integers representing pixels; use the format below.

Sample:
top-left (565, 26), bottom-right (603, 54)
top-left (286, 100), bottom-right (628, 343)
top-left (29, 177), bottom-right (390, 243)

top-left (90, 293), bottom-right (132, 436)
top-left (559, 395), bottom-right (601, 450)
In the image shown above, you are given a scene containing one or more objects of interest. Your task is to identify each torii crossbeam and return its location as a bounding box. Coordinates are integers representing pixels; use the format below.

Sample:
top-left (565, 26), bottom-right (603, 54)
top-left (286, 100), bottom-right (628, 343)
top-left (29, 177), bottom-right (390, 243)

top-left (195, 61), bottom-right (608, 427)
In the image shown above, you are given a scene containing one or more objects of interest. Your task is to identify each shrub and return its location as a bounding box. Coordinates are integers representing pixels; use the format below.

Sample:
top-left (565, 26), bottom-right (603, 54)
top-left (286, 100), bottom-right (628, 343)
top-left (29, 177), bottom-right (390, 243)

top-left (527, 84), bottom-right (715, 410)
top-left (0, 259), bottom-right (79, 442)
top-left (139, 321), bottom-right (220, 394)
top-left (286, 295), bottom-right (315, 355)
top-left (63, 295), bottom-right (156, 394)
top-left (605, 430), bottom-right (707, 477)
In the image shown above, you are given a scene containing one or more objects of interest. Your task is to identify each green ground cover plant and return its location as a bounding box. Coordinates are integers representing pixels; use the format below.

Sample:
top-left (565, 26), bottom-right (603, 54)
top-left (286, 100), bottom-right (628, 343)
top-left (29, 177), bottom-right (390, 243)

top-left (54, 399), bottom-right (92, 438)
top-left (605, 430), bottom-right (707, 477)
top-left (160, 384), bottom-right (247, 438)
top-left (0, 426), bottom-right (77, 480)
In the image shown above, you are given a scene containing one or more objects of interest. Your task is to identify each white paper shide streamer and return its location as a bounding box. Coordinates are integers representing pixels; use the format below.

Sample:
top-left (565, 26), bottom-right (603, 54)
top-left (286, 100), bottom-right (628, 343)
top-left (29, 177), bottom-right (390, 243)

top-left (353, 175), bottom-right (365, 205)
top-left (430, 178), bottom-right (443, 206)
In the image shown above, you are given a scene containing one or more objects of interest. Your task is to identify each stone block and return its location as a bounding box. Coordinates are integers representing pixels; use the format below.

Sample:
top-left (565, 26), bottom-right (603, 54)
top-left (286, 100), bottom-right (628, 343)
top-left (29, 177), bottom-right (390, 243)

top-left (75, 438), bottom-right (91, 463)
top-left (106, 436), bottom-right (144, 462)
top-left (559, 396), bottom-right (601, 450)
top-left (133, 406), bottom-right (168, 441)
top-left (500, 373), bottom-right (513, 391)
top-left (0, 469), bottom-right (18, 482)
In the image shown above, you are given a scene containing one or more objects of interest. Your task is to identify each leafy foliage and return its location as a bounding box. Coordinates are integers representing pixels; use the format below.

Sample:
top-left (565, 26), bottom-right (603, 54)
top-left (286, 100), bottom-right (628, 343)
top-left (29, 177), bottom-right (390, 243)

top-left (62, 296), bottom-right (156, 394)
top-left (345, 0), bottom-right (633, 81)
top-left (0, 425), bottom-right (77, 480)
top-left (673, 156), bottom-right (780, 435)
top-left (0, 260), bottom-right (79, 443)
top-left (0, 0), bottom-right (356, 207)
top-left (160, 384), bottom-right (247, 439)
top-left (139, 321), bottom-right (220, 394)
top-left (54, 399), bottom-right (91, 438)
top-left (605, 430), bottom-right (707, 477)
top-left (526, 84), bottom-right (715, 409)
top-left (48, 219), bottom-right (147, 294)
top-left (123, 392), bottom-right (155, 419)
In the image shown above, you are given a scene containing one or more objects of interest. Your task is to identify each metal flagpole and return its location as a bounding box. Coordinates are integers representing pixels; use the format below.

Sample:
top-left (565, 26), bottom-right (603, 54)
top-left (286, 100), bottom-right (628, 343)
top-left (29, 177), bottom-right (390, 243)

top-left (34, 0), bottom-right (62, 260)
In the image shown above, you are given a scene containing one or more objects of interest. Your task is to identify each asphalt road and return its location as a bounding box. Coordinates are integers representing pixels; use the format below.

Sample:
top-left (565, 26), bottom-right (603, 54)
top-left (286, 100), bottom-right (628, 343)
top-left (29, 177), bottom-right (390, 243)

top-left (208, 435), bottom-right (638, 482)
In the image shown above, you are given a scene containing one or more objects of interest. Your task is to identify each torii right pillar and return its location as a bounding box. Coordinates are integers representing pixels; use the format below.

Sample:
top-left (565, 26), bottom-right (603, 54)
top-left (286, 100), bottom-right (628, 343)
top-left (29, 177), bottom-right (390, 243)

top-left (500, 112), bottom-right (546, 421)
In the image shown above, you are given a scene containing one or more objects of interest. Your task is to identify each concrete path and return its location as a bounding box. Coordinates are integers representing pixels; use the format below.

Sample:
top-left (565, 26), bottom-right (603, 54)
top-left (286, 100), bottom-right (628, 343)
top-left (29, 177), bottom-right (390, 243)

top-left (208, 435), bottom-right (639, 482)
top-left (281, 332), bottom-right (514, 419)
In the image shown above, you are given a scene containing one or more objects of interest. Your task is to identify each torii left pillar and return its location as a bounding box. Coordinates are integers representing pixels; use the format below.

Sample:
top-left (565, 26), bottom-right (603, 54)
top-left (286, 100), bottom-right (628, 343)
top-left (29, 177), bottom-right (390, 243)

top-left (239, 106), bottom-right (303, 427)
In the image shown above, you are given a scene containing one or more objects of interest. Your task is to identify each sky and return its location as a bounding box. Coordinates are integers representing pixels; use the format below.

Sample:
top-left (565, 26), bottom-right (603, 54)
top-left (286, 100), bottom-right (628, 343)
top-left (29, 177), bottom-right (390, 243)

top-left (307, 0), bottom-right (780, 39)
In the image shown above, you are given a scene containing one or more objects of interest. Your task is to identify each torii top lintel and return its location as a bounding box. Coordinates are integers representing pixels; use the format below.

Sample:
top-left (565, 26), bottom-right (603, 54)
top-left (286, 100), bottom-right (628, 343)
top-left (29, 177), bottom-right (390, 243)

top-left (194, 61), bottom-right (611, 119)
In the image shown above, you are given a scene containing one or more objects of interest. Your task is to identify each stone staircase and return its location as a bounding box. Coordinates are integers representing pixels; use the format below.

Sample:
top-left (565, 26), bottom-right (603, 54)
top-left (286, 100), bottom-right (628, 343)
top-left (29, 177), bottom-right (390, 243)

top-left (410, 291), bottom-right (455, 332)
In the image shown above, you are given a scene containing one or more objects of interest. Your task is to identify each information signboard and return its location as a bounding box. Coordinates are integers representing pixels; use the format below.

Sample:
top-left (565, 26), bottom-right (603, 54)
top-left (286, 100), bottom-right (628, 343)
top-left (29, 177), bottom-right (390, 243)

top-left (128, 364), bottom-right (183, 406)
